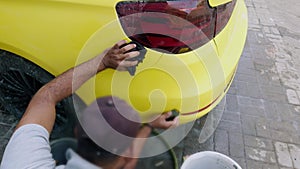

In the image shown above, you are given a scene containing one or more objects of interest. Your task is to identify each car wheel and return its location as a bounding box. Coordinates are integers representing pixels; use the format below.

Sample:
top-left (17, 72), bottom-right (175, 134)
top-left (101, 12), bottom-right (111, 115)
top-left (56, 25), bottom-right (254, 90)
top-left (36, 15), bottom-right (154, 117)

top-left (0, 50), bottom-right (77, 139)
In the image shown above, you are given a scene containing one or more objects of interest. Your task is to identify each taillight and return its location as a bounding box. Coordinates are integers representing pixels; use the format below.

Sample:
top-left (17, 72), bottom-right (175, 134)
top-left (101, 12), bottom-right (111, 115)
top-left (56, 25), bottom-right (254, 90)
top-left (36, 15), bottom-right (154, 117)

top-left (116, 0), bottom-right (236, 54)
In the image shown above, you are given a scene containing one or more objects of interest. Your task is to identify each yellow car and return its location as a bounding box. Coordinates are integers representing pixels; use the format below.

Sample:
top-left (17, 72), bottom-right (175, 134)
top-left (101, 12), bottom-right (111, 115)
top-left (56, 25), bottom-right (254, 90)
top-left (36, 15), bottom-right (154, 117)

top-left (0, 0), bottom-right (247, 138)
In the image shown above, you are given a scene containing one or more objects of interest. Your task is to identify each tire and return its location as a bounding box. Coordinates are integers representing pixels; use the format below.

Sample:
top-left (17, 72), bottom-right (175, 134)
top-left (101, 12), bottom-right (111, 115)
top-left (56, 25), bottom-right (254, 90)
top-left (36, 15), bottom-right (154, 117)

top-left (0, 50), bottom-right (77, 139)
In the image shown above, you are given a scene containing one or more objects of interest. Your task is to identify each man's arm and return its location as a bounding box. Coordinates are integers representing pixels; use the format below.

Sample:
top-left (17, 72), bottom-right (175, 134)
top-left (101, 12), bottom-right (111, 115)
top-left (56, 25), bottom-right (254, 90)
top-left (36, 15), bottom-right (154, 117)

top-left (123, 112), bottom-right (179, 169)
top-left (16, 40), bottom-right (139, 134)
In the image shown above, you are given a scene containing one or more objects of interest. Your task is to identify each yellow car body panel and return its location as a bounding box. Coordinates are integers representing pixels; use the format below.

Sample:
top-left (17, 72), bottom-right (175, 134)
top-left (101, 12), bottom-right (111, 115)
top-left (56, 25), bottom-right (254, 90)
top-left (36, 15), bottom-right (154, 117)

top-left (208, 0), bottom-right (233, 7)
top-left (0, 0), bottom-right (248, 123)
top-left (0, 0), bottom-right (119, 75)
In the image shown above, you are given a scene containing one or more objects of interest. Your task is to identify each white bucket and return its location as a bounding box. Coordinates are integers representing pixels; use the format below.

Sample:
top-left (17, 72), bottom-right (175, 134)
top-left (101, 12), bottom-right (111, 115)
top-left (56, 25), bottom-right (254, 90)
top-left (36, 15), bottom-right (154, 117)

top-left (181, 151), bottom-right (242, 169)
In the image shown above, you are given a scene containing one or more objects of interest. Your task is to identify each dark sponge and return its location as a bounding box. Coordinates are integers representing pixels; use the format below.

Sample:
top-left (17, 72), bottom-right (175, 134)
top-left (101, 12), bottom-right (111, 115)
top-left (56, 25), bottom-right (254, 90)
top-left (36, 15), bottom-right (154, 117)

top-left (166, 109), bottom-right (180, 121)
top-left (119, 41), bottom-right (147, 76)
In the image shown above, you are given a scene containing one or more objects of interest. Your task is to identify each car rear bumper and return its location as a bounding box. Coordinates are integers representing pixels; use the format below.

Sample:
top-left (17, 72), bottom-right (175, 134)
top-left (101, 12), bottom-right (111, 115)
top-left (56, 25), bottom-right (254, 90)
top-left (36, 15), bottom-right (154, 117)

top-left (76, 0), bottom-right (248, 123)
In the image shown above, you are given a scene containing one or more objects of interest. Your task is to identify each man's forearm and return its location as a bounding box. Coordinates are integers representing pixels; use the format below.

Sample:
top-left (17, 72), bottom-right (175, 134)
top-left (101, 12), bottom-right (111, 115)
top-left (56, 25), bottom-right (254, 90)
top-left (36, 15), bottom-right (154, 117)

top-left (16, 40), bottom-right (139, 133)
top-left (16, 54), bottom-right (105, 132)
top-left (42, 54), bottom-right (105, 103)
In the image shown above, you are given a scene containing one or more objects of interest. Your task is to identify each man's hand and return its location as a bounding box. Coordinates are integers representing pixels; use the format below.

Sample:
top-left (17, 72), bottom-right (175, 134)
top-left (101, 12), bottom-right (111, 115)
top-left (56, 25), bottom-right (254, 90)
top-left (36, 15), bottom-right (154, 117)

top-left (99, 40), bottom-right (140, 71)
top-left (148, 111), bottom-right (180, 129)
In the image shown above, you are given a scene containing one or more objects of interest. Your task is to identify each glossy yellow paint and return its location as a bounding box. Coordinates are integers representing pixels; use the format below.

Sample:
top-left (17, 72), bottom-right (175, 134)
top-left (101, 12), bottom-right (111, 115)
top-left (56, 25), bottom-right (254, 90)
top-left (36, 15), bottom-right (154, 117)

top-left (0, 0), bottom-right (118, 75)
top-left (208, 0), bottom-right (233, 7)
top-left (0, 0), bottom-right (248, 123)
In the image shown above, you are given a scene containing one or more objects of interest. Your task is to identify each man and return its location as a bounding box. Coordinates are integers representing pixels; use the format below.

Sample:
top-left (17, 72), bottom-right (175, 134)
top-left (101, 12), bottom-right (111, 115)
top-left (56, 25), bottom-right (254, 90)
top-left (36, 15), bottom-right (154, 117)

top-left (0, 40), bottom-right (179, 169)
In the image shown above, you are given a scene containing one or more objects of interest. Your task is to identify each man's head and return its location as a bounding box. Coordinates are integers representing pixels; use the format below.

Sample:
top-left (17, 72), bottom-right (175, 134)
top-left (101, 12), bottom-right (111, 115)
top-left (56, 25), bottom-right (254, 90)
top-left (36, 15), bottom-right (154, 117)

top-left (75, 96), bottom-right (141, 166)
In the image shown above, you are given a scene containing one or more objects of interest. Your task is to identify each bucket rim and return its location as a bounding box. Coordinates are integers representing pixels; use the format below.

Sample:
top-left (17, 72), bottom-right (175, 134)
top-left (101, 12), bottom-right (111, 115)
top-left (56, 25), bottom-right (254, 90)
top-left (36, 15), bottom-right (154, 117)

top-left (181, 151), bottom-right (242, 169)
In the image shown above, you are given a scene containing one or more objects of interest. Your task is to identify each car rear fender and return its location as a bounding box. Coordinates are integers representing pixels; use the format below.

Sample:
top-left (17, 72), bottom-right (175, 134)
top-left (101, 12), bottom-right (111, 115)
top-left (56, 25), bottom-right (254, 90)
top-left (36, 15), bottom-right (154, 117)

top-left (213, 0), bottom-right (248, 71)
top-left (0, 0), bottom-right (118, 76)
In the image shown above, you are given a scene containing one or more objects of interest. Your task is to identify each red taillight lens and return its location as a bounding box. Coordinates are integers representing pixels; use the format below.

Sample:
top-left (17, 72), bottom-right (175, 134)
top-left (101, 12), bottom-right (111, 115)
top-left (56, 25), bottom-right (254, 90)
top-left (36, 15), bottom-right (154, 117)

top-left (116, 0), bottom-right (236, 54)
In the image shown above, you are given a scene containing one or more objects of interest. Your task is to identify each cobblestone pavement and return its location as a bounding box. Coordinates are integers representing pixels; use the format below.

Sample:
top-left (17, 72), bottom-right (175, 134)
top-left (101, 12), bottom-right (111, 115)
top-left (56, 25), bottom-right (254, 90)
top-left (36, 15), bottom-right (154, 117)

top-left (178, 0), bottom-right (300, 168)
top-left (1, 0), bottom-right (300, 168)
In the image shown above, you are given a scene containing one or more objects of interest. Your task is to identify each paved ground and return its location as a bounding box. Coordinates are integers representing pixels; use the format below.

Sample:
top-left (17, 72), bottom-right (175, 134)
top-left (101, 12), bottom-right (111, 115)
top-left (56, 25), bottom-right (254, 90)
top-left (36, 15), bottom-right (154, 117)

top-left (1, 0), bottom-right (300, 168)
top-left (178, 0), bottom-right (300, 168)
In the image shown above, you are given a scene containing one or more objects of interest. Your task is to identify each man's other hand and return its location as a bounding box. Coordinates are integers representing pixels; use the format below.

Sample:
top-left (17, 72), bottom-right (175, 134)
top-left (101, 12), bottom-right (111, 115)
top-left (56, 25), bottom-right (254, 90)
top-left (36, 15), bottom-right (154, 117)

top-left (149, 111), bottom-right (180, 129)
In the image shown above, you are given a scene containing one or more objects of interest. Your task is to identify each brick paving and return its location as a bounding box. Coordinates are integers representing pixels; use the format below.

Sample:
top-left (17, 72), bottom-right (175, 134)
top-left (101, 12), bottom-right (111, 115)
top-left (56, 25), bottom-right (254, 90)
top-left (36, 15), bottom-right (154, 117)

top-left (178, 0), bottom-right (300, 168)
